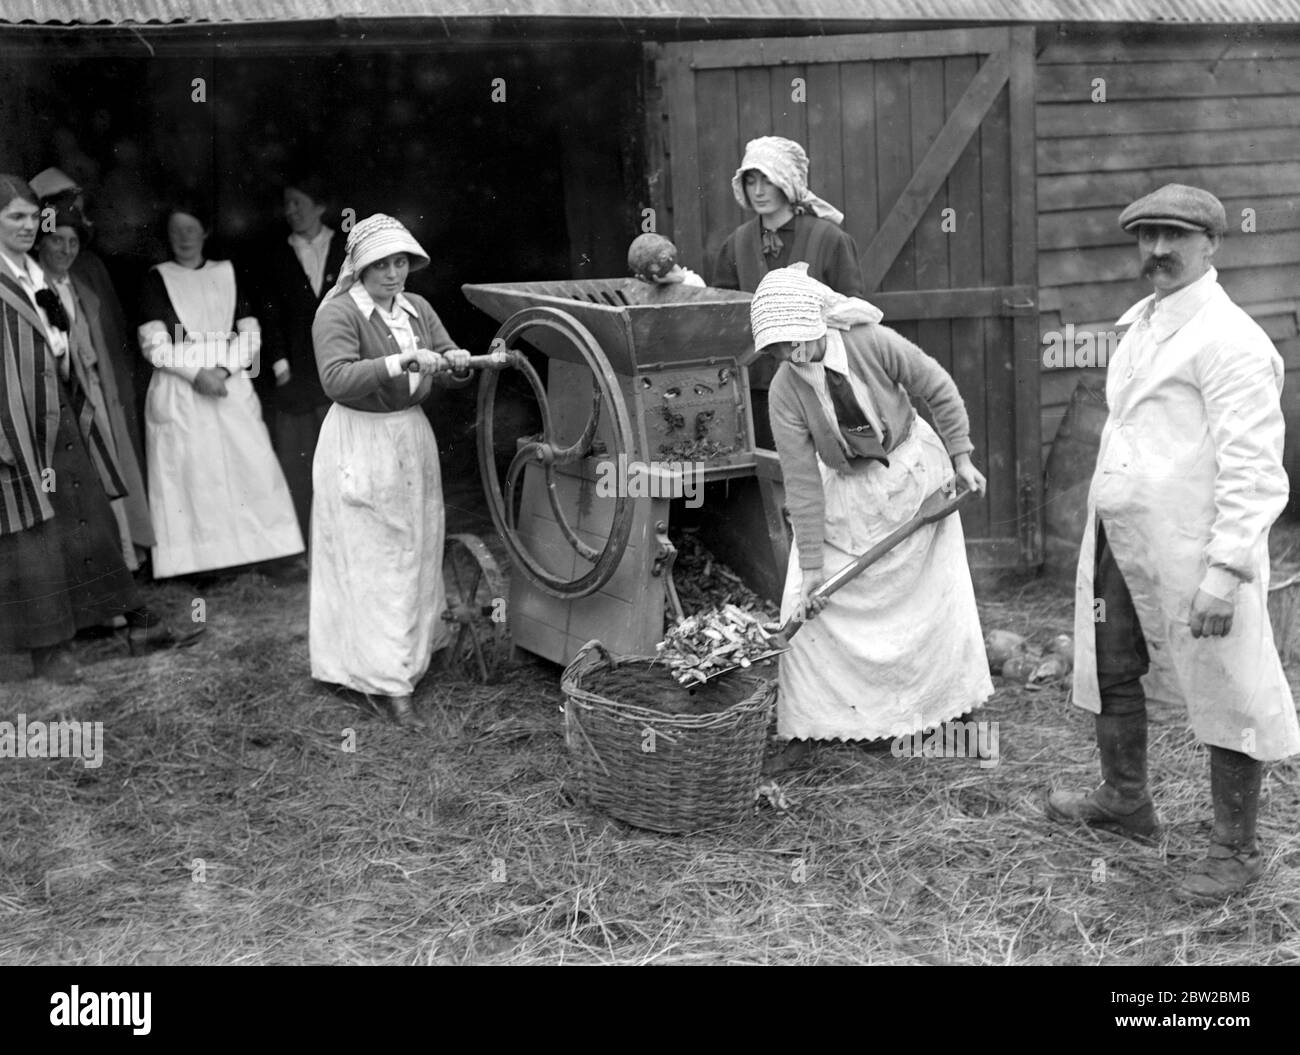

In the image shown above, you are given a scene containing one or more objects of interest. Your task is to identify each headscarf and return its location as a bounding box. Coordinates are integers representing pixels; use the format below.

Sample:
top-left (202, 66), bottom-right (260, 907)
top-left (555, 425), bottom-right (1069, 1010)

top-left (749, 263), bottom-right (882, 353)
top-left (748, 264), bottom-right (887, 456)
top-left (731, 137), bottom-right (846, 253)
top-left (318, 213), bottom-right (430, 312)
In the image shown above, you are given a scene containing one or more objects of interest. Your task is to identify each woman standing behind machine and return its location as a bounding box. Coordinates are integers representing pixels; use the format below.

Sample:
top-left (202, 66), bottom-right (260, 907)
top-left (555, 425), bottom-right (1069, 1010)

top-left (310, 214), bottom-right (505, 728)
top-left (711, 136), bottom-right (865, 448)
top-left (743, 265), bottom-right (992, 768)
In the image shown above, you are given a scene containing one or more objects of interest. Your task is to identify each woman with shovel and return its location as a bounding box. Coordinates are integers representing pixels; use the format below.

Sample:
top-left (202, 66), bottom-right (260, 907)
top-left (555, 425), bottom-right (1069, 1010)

top-left (743, 264), bottom-right (992, 767)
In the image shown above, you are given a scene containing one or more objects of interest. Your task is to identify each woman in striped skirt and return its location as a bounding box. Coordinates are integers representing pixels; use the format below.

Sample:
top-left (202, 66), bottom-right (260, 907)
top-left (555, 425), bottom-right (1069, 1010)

top-left (0, 175), bottom-right (197, 681)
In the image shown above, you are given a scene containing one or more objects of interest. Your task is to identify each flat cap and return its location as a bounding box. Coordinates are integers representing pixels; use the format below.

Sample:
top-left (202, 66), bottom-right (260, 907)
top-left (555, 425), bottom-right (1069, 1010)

top-left (1118, 183), bottom-right (1225, 236)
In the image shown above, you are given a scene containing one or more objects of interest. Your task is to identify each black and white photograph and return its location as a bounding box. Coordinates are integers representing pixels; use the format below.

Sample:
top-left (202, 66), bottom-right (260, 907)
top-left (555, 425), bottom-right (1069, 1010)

top-left (0, 0), bottom-right (1297, 995)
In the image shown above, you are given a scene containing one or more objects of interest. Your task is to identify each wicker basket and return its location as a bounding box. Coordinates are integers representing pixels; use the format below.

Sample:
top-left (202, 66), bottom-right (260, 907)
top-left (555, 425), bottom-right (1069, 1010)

top-left (562, 640), bottom-right (776, 833)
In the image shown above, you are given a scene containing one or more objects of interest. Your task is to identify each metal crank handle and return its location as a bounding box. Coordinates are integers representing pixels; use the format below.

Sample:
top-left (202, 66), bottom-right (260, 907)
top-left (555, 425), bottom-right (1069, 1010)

top-left (405, 352), bottom-right (516, 373)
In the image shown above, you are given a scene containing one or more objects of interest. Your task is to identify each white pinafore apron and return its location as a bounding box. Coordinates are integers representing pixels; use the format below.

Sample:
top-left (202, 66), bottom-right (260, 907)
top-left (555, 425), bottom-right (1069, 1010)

top-left (309, 403), bottom-right (452, 697)
top-left (777, 416), bottom-right (993, 741)
top-left (146, 261), bottom-right (303, 576)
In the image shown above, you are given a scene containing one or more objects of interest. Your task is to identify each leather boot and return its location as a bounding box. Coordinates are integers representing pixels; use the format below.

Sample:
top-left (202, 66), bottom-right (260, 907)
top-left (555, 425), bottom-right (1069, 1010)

top-left (124, 606), bottom-right (206, 655)
top-left (1176, 747), bottom-right (1264, 902)
top-left (1047, 711), bottom-right (1162, 840)
top-left (30, 642), bottom-right (81, 683)
top-left (388, 695), bottom-right (426, 731)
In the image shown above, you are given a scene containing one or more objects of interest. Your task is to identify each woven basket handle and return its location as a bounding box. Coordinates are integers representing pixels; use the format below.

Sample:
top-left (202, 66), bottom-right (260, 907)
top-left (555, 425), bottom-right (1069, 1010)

top-left (563, 639), bottom-right (617, 686)
top-left (561, 639), bottom-right (617, 779)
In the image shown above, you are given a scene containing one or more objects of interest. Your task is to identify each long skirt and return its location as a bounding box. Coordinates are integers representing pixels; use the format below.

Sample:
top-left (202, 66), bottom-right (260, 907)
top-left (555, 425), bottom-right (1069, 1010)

top-left (777, 417), bottom-right (993, 741)
top-left (146, 371), bottom-right (304, 578)
top-left (309, 403), bottom-right (452, 697)
top-left (0, 374), bottom-right (138, 652)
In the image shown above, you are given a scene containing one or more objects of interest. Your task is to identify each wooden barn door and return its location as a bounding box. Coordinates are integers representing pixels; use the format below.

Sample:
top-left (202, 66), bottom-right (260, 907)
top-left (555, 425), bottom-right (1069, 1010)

top-left (647, 26), bottom-right (1041, 569)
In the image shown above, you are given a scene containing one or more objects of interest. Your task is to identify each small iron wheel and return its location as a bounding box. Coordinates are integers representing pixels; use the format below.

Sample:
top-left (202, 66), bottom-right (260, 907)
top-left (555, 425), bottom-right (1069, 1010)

top-left (440, 533), bottom-right (510, 683)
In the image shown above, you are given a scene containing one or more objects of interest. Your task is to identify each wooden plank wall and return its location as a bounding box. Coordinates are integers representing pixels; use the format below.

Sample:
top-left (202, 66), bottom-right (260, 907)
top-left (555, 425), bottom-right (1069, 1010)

top-left (1034, 26), bottom-right (1300, 464)
top-left (653, 33), bottom-right (1029, 547)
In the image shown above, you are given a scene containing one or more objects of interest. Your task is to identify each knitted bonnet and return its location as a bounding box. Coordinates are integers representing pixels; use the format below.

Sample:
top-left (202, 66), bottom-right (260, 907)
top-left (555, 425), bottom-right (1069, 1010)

top-left (318, 213), bottom-right (429, 308)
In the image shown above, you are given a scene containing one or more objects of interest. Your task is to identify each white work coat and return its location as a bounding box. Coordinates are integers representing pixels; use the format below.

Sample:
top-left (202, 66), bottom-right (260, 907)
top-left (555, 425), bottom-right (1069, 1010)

top-left (1071, 268), bottom-right (1300, 761)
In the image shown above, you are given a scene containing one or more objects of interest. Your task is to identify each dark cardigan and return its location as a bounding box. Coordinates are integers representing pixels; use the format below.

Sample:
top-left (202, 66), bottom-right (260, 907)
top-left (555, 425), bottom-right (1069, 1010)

top-left (311, 290), bottom-right (467, 413)
top-left (711, 213), bottom-right (865, 299)
top-left (711, 213), bottom-right (865, 390)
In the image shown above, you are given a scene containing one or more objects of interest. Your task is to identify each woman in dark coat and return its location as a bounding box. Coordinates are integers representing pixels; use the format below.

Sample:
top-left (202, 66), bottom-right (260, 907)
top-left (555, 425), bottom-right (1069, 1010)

top-left (34, 207), bottom-right (155, 572)
top-left (0, 175), bottom-right (195, 681)
top-left (256, 176), bottom-right (347, 538)
top-left (31, 167), bottom-right (155, 566)
top-left (710, 136), bottom-right (866, 447)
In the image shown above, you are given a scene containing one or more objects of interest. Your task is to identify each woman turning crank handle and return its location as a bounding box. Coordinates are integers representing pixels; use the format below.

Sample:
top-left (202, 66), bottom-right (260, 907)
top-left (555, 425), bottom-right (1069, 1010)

top-left (742, 264), bottom-right (992, 771)
top-left (310, 214), bottom-right (507, 729)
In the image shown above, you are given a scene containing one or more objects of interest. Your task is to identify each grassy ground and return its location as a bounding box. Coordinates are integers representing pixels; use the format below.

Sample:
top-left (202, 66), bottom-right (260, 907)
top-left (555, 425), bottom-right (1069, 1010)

top-left (2, 507), bottom-right (1298, 965)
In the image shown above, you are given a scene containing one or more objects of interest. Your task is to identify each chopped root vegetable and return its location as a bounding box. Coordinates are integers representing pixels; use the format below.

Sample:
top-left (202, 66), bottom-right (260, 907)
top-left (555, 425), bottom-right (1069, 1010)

top-left (658, 605), bottom-right (777, 685)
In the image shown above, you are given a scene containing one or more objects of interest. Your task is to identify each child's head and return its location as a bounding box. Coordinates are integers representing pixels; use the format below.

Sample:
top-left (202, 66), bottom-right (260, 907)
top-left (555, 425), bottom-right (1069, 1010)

top-left (628, 232), bottom-right (679, 282)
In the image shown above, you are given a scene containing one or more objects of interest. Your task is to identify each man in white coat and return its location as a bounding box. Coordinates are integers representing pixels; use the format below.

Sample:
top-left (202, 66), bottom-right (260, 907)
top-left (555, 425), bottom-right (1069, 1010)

top-left (1048, 183), bottom-right (1300, 901)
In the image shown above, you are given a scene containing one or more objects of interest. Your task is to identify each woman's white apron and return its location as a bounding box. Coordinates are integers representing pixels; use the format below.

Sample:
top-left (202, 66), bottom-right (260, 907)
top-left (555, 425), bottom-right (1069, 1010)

top-left (777, 416), bottom-right (993, 740)
top-left (146, 261), bottom-right (303, 576)
top-left (309, 403), bottom-right (451, 697)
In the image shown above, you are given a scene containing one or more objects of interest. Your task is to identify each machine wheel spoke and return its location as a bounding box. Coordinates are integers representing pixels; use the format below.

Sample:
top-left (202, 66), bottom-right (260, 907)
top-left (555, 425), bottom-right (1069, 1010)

top-left (503, 443), bottom-right (543, 533)
top-left (544, 464), bottom-right (600, 564)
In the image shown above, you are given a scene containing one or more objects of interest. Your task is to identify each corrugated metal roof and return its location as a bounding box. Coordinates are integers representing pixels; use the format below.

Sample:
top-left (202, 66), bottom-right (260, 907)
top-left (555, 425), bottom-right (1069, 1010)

top-left (4, 0), bottom-right (1300, 26)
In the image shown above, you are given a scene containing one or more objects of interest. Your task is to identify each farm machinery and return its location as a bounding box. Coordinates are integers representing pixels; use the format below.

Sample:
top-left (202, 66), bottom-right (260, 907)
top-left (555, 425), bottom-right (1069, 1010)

top-left (439, 278), bottom-right (791, 680)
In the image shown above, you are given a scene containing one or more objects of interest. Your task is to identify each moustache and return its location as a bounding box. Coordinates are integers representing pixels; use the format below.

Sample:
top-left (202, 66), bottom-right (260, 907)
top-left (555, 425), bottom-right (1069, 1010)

top-left (1141, 255), bottom-right (1181, 278)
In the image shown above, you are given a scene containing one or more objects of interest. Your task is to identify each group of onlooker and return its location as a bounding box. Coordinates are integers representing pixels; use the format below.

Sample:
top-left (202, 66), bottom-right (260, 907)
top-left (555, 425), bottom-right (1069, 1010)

top-left (0, 163), bottom-right (344, 681)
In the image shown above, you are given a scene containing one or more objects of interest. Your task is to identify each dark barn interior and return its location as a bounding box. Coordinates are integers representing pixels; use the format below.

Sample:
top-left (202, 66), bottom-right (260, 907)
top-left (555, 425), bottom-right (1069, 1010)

top-left (0, 33), bottom-right (647, 487)
top-left (3, 10), bottom-right (1299, 559)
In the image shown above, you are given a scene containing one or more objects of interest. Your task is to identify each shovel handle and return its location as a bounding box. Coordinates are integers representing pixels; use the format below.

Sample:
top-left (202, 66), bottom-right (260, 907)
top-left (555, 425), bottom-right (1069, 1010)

top-left (775, 485), bottom-right (974, 642)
